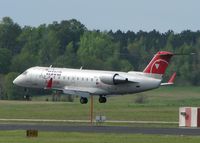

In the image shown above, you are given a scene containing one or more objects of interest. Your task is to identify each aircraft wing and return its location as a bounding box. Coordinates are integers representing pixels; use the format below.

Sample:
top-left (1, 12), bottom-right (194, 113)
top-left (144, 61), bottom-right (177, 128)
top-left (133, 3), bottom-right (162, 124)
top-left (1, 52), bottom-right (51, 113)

top-left (44, 78), bottom-right (94, 97)
top-left (62, 86), bottom-right (92, 97)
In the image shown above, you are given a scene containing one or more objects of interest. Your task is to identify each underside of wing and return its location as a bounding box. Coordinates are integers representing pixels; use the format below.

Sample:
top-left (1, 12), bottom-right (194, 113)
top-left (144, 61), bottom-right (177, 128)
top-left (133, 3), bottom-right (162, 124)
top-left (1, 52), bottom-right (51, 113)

top-left (63, 86), bottom-right (91, 97)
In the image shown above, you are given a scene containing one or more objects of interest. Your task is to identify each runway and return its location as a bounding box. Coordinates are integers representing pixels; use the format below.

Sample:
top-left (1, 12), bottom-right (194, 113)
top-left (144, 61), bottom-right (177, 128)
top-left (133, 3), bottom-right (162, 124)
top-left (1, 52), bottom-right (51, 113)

top-left (0, 124), bottom-right (200, 136)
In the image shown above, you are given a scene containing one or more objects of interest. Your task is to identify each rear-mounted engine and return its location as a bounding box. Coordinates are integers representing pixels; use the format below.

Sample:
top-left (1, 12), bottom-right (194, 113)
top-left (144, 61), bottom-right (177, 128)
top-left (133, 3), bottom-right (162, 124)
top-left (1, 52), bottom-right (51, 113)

top-left (100, 73), bottom-right (128, 85)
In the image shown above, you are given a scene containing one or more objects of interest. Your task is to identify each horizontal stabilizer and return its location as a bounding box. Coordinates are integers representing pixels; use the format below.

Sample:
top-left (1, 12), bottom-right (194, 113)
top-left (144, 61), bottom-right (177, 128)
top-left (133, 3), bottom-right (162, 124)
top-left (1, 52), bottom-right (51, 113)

top-left (161, 72), bottom-right (176, 86)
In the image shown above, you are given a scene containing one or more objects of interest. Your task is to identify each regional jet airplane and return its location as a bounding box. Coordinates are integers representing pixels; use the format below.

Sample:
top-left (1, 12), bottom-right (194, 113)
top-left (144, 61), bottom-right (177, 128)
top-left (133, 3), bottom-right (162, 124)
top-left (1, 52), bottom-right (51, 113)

top-left (13, 51), bottom-right (176, 104)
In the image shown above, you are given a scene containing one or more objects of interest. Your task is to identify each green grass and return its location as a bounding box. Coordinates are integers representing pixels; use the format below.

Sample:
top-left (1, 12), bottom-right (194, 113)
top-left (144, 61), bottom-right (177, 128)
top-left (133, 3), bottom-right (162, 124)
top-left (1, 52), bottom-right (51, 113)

top-left (0, 130), bottom-right (200, 143)
top-left (0, 86), bottom-right (199, 125)
top-left (0, 86), bottom-right (200, 142)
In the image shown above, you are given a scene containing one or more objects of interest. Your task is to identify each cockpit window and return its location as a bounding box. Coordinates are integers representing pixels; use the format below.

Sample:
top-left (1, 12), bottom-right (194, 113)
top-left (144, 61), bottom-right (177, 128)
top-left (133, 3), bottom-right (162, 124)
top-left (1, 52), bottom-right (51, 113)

top-left (22, 71), bottom-right (28, 75)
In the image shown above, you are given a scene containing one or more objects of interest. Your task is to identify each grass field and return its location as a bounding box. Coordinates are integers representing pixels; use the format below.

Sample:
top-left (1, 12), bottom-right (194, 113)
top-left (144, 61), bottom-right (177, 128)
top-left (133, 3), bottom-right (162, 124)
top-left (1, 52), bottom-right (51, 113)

top-left (0, 130), bottom-right (200, 143)
top-left (0, 86), bottom-right (200, 142)
top-left (0, 86), bottom-right (199, 123)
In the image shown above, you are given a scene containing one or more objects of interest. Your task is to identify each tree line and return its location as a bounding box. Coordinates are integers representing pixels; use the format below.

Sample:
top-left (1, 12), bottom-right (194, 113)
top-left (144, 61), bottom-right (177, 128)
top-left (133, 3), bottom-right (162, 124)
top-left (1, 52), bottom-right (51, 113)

top-left (0, 17), bottom-right (199, 100)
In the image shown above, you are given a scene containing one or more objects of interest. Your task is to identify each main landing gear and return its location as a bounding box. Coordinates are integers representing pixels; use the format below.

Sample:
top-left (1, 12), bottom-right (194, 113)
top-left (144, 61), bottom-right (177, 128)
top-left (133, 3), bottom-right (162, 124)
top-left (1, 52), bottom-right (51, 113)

top-left (99, 95), bottom-right (107, 103)
top-left (80, 96), bottom-right (107, 104)
top-left (80, 97), bottom-right (88, 104)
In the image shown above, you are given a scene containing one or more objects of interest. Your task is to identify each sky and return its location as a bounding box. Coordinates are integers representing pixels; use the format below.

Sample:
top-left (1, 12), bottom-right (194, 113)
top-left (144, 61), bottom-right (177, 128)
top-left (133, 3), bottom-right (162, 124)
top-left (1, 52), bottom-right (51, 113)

top-left (0, 0), bottom-right (199, 33)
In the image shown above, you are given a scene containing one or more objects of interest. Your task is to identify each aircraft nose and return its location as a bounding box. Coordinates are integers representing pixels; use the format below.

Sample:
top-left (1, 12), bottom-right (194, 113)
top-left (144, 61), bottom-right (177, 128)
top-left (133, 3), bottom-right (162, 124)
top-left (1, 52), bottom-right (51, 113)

top-left (13, 75), bottom-right (23, 86)
top-left (13, 76), bottom-right (19, 85)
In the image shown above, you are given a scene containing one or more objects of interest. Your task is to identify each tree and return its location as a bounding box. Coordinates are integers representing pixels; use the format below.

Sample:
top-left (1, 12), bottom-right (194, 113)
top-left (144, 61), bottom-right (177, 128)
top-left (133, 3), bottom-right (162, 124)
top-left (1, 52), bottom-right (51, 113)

top-left (38, 30), bottom-right (61, 65)
top-left (3, 72), bottom-right (24, 100)
top-left (48, 19), bottom-right (86, 53)
top-left (53, 42), bottom-right (79, 68)
top-left (78, 31), bottom-right (112, 69)
top-left (10, 50), bottom-right (38, 73)
top-left (0, 17), bottom-right (21, 54)
top-left (78, 31), bottom-right (119, 69)
top-left (0, 48), bottom-right (12, 73)
top-left (127, 36), bottom-right (149, 70)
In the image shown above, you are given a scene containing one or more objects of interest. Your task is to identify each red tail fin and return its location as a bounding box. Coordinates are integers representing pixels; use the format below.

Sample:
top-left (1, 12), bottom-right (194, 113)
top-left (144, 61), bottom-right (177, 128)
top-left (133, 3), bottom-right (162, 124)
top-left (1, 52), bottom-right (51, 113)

top-left (143, 51), bottom-right (173, 75)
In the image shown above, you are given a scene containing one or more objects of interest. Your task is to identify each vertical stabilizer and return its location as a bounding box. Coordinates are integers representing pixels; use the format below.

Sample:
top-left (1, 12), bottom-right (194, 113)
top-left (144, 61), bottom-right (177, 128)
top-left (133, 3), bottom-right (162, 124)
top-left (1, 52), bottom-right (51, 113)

top-left (143, 51), bottom-right (173, 78)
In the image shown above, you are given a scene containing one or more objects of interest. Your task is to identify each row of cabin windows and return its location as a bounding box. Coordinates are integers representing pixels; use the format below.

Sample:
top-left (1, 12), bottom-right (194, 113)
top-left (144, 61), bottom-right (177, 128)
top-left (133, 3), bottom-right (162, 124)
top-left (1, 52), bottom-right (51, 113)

top-left (64, 76), bottom-right (98, 82)
top-left (40, 75), bottom-right (98, 82)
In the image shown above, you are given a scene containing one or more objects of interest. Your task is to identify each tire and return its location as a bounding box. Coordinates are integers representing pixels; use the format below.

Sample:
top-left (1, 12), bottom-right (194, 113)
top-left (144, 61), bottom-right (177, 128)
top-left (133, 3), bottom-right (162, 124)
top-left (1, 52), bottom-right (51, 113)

top-left (80, 97), bottom-right (88, 104)
top-left (99, 96), bottom-right (106, 103)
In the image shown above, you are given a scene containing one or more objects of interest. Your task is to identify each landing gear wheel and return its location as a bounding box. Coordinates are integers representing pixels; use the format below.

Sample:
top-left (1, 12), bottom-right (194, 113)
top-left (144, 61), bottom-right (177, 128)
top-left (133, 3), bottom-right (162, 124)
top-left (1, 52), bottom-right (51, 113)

top-left (80, 97), bottom-right (88, 104)
top-left (99, 96), bottom-right (107, 103)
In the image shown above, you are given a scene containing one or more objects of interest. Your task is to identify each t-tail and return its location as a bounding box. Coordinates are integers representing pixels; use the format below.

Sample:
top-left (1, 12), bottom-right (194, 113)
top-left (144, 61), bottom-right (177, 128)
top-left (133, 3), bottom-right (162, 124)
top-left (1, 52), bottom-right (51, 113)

top-left (143, 51), bottom-right (174, 79)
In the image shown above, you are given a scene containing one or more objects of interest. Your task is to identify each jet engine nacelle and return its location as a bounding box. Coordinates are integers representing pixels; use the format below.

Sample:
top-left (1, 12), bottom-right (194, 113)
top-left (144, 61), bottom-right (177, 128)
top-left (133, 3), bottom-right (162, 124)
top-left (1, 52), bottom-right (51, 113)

top-left (100, 73), bottom-right (128, 85)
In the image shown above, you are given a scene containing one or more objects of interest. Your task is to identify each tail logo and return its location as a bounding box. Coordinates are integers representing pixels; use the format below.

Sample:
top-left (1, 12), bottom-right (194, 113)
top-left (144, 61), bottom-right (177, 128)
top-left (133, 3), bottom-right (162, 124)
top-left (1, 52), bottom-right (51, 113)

top-left (143, 51), bottom-right (173, 75)
top-left (155, 63), bottom-right (160, 69)
top-left (150, 59), bottom-right (169, 74)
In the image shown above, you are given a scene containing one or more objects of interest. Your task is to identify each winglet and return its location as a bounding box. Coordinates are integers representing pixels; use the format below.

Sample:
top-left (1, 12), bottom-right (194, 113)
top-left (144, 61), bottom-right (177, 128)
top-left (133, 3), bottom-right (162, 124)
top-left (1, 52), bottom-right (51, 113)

top-left (160, 72), bottom-right (176, 86)
top-left (45, 78), bottom-right (53, 89)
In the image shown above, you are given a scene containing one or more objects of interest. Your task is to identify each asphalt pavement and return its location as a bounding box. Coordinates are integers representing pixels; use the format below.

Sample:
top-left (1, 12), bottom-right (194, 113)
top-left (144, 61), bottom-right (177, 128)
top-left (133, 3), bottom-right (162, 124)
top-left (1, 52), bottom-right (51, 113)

top-left (0, 124), bottom-right (200, 136)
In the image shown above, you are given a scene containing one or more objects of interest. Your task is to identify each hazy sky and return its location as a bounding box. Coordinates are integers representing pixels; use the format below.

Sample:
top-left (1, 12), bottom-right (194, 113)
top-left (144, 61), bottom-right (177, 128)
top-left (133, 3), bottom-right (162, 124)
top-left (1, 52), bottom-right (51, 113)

top-left (0, 0), bottom-right (199, 33)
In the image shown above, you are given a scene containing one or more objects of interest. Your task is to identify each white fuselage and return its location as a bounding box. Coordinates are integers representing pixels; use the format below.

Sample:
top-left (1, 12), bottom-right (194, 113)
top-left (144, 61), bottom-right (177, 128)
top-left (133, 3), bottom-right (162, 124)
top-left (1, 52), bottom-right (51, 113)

top-left (13, 66), bottom-right (161, 97)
